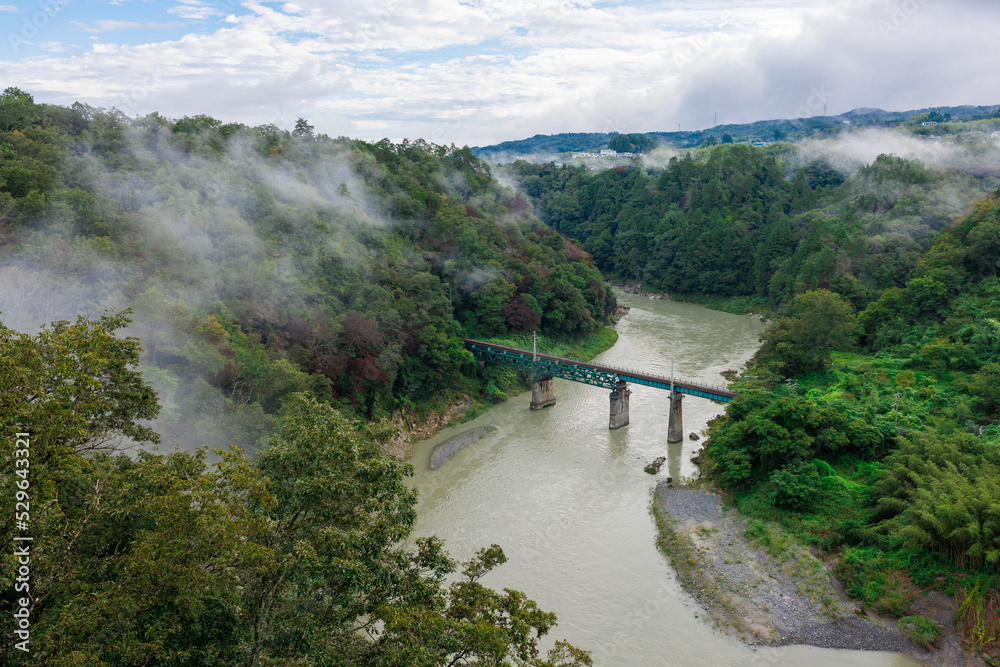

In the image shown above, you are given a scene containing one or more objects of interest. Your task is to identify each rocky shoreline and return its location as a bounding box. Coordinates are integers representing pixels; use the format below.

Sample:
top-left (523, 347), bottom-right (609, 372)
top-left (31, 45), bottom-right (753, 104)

top-left (381, 398), bottom-right (474, 459)
top-left (614, 282), bottom-right (670, 299)
top-left (651, 483), bottom-right (983, 665)
top-left (428, 425), bottom-right (496, 470)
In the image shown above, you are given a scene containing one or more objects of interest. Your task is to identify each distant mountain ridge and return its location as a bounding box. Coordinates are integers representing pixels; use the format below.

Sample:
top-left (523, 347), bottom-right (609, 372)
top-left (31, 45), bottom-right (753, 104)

top-left (471, 104), bottom-right (1000, 159)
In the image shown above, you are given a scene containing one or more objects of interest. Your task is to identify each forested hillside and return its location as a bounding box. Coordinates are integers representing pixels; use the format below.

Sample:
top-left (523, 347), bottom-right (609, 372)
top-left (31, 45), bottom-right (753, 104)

top-left (473, 104), bottom-right (1000, 159)
top-left (0, 87), bottom-right (615, 454)
top-left (0, 88), bottom-right (611, 665)
top-left (509, 137), bottom-right (999, 311)
top-left (701, 198), bottom-right (1000, 657)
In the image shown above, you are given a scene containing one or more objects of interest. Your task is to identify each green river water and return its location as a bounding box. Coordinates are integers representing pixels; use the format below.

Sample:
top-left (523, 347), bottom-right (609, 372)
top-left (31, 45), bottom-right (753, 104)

top-left (408, 290), bottom-right (921, 667)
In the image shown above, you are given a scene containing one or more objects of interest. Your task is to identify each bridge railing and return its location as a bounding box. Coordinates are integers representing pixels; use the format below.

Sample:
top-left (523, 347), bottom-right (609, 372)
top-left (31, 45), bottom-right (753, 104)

top-left (464, 339), bottom-right (736, 402)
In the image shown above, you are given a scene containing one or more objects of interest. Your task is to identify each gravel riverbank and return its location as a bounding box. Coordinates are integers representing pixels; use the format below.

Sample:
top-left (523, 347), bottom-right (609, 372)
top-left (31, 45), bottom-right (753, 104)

top-left (652, 483), bottom-right (921, 654)
top-left (428, 425), bottom-right (496, 470)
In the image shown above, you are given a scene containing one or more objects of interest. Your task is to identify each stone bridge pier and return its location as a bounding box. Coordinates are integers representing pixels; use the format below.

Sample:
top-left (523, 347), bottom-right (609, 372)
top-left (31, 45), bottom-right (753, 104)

top-left (609, 380), bottom-right (631, 429)
top-left (530, 375), bottom-right (556, 410)
top-left (667, 392), bottom-right (684, 443)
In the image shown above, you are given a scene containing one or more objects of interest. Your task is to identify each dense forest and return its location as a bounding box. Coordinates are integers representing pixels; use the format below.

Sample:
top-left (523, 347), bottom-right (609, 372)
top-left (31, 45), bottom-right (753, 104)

top-left (0, 87), bottom-right (617, 664)
top-left (508, 136), bottom-right (999, 312)
top-left (0, 87), bottom-right (616, 455)
top-left (504, 128), bottom-right (1000, 658)
top-left (0, 312), bottom-right (593, 665)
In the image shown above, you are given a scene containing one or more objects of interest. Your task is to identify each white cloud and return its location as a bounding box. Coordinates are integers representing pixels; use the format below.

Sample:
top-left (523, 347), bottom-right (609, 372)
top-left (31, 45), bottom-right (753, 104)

top-left (168, 0), bottom-right (221, 20)
top-left (0, 5), bottom-right (18, 12)
top-left (3, 0), bottom-right (1000, 145)
top-left (71, 20), bottom-right (187, 34)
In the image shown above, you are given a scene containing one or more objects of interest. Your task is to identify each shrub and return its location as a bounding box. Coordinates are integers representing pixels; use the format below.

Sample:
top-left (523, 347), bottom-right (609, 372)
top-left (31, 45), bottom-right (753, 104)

top-left (898, 615), bottom-right (942, 650)
top-left (769, 460), bottom-right (823, 511)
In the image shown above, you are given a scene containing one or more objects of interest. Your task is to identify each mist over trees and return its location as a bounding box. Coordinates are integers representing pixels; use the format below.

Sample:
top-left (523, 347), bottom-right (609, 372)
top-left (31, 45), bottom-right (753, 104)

top-left (0, 87), bottom-right (615, 454)
top-left (0, 87), bottom-right (611, 665)
top-left (508, 137), bottom-right (999, 310)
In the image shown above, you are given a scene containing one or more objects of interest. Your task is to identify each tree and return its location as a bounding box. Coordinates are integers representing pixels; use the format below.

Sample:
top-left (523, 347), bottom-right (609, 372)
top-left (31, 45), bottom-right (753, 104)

top-left (966, 208), bottom-right (1000, 278)
top-left (969, 362), bottom-right (1000, 415)
top-left (0, 310), bottom-right (160, 463)
top-left (293, 117), bottom-right (314, 139)
top-left (756, 289), bottom-right (857, 376)
top-left (243, 394), bottom-right (588, 665)
top-left (18, 449), bottom-right (270, 666)
top-left (0, 87), bottom-right (39, 132)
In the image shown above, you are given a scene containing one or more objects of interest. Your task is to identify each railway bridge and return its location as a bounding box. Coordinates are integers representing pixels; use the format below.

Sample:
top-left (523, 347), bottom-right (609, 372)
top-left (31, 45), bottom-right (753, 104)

top-left (464, 339), bottom-right (736, 442)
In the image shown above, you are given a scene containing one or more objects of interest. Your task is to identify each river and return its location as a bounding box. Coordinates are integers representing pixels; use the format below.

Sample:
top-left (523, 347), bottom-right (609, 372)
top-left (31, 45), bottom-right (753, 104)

top-left (408, 290), bottom-right (921, 666)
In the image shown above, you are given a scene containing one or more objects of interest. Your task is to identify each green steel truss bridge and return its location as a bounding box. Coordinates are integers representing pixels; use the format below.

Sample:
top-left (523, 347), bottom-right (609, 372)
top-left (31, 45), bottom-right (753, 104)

top-left (464, 339), bottom-right (736, 402)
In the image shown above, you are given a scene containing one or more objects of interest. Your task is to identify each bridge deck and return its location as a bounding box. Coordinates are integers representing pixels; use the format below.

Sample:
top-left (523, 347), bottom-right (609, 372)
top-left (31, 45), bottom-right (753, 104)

top-left (465, 339), bottom-right (736, 402)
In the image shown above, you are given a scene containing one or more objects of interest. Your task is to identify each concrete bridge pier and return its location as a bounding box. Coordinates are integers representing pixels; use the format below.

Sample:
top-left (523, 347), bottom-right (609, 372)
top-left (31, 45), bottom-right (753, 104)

top-left (530, 375), bottom-right (556, 410)
top-left (667, 392), bottom-right (684, 443)
top-left (609, 380), bottom-right (631, 429)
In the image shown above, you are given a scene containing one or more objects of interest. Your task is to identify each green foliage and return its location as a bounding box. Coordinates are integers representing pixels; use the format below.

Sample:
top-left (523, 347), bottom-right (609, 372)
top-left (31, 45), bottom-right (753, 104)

top-left (0, 87), bottom-right (40, 132)
top-left (509, 140), bottom-right (997, 314)
top-left (755, 289), bottom-right (857, 376)
top-left (699, 192), bottom-right (1000, 651)
top-left (0, 309), bottom-right (160, 460)
top-left (875, 433), bottom-right (1000, 572)
top-left (0, 322), bottom-right (589, 665)
top-left (899, 615), bottom-right (943, 649)
top-left (0, 96), bottom-right (617, 447)
top-left (835, 548), bottom-right (918, 616)
top-left (606, 133), bottom-right (655, 153)
top-left (769, 460), bottom-right (823, 511)
top-left (969, 363), bottom-right (1000, 415)
top-left (703, 381), bottom-right (885, 487)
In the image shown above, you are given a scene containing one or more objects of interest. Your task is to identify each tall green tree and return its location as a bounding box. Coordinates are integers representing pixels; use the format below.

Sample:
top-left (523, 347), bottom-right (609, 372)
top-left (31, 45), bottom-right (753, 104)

top-left (755, 289), bottom-right (857, 376)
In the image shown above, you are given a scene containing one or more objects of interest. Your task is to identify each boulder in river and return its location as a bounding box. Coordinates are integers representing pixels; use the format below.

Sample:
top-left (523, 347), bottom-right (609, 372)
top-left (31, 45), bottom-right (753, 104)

top-left (644, 456), bottom-right (666, 474)
top-left (689, 432), bottom-right (700, 441)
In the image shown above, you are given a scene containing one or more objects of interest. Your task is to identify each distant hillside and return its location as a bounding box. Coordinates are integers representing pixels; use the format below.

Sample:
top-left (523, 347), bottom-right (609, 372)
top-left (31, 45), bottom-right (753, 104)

top-left (472, 104), bottom-right (1000, 160)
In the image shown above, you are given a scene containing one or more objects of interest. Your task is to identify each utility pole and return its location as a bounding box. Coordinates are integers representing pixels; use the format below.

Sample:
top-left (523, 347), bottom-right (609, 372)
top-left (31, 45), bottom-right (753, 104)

top-left (894, 392), bottom-right (901, 425)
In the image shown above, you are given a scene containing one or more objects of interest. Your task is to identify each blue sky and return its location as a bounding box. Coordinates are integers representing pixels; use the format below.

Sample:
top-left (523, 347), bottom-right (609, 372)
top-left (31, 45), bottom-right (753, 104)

top-left (3, 0), bottom-right (1000, 145)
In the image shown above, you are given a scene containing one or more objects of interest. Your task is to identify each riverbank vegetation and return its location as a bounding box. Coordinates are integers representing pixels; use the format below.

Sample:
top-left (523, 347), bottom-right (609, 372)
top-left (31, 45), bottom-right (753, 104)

top-left (699, 199), bottom-right (1000, 660)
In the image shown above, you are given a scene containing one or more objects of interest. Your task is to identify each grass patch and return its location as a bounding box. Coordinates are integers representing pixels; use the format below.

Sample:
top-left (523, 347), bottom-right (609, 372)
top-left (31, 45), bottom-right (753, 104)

top-left (480, 326), bottom-right (619, 363)
top-left (742, 518), bottom-right (843, 617)
top-left (668, 292), bottom-right (774, 317)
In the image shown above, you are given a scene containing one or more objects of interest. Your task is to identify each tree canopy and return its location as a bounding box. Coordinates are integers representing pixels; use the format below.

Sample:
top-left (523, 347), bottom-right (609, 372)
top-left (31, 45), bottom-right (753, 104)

top-left (0, 312), bottom-right (591, 666)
